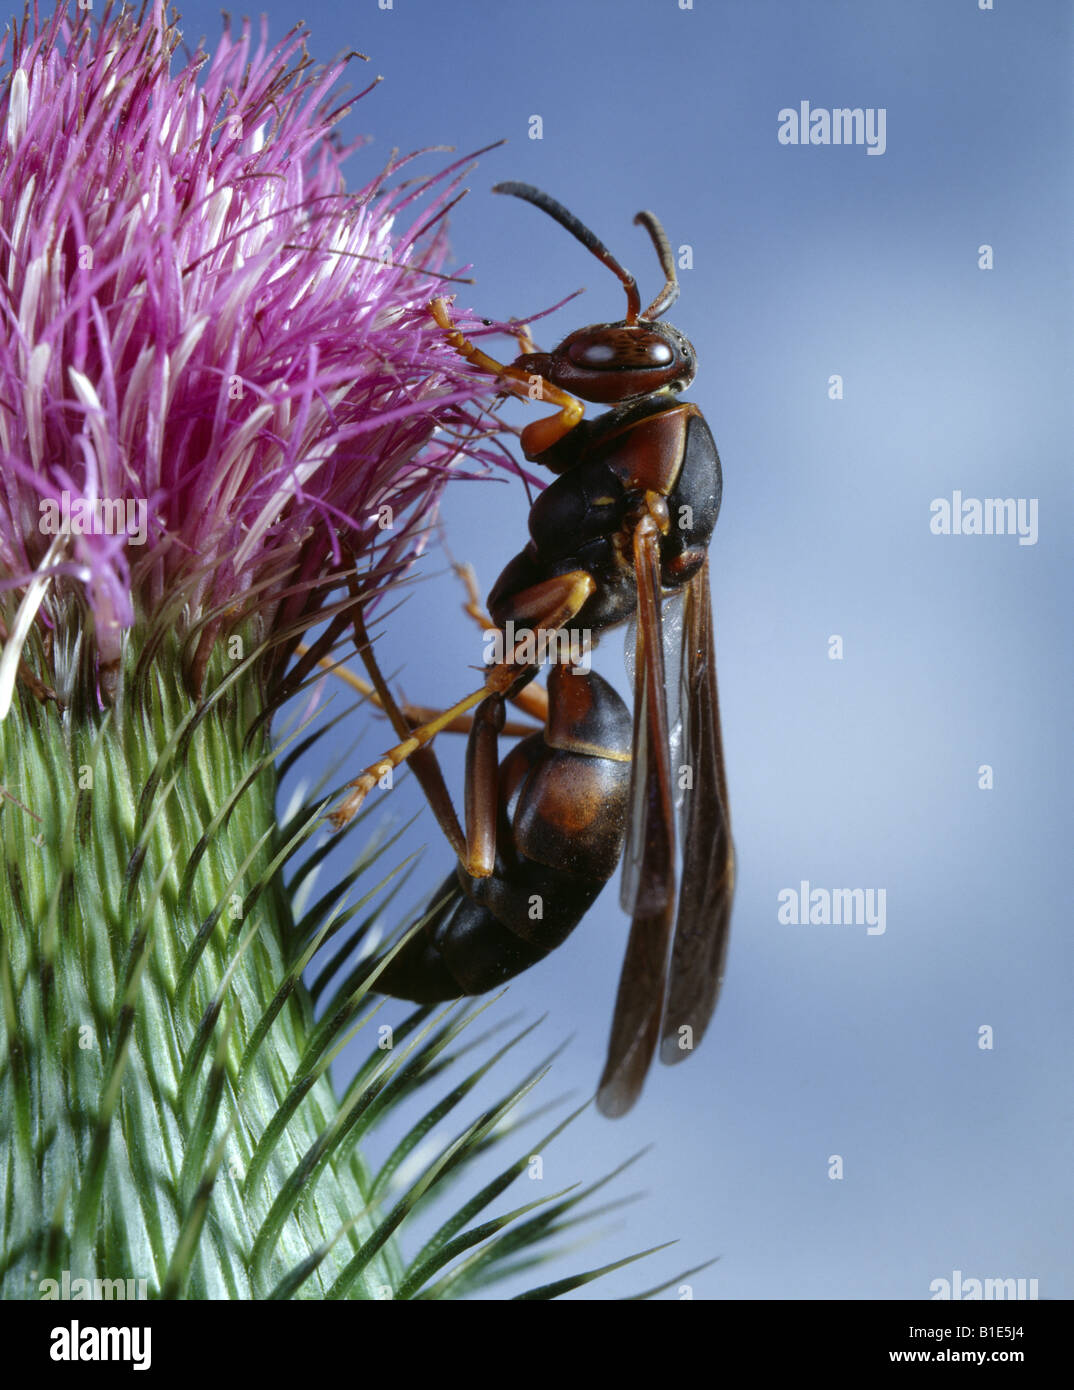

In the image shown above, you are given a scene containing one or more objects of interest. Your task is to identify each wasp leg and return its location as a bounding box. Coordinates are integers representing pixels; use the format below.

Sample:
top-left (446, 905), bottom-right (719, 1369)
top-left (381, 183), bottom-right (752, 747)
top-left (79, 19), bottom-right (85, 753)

top-left (463, 694), bottom-right (505, 878)
top-left (292, 645), bottom-right (539, 737)
top-left (392, 701), bottom-right (538, 737)
top-left (489, 568), bottom-right (595, 636)
top-left (514, 322), bottom-right (538, 356)
top-left (330, 569), bottom-right (595, 830)
top-left (450, 558), bottom-right (549, 727)
top-left (355, 598), bottom-right (511, 876)
top-left (346, 606), bottom-right (467, 858)
top-left (431, 297), bottom-right (584, 459)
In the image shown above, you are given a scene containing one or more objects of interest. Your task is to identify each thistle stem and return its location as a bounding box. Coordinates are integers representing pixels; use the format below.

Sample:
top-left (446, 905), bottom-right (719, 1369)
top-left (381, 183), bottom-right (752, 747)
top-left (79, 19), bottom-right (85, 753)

top-left (0, 632), bottom-right (398, 1299)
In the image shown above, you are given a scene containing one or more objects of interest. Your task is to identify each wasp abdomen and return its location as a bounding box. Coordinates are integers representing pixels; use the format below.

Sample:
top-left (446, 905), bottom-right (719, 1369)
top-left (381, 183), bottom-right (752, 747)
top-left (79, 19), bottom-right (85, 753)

top-left (374, 669), bottom-right (631, 1003)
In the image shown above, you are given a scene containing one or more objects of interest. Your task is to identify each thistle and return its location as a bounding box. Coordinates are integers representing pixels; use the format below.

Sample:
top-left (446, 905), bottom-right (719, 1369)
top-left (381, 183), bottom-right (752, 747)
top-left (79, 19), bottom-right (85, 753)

top-left (0, 1), bottom-right (675, 1302)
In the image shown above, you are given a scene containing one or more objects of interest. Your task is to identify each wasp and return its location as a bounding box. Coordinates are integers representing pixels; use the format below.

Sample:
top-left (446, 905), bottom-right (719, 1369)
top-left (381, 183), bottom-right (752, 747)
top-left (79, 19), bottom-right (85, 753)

top-left (332, 182), bottom-right (735, 1116)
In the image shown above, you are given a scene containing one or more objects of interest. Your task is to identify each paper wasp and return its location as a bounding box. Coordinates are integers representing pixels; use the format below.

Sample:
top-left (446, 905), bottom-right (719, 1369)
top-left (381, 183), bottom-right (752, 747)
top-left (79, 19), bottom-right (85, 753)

top-left (332, 182), bottom-right (734, 1116)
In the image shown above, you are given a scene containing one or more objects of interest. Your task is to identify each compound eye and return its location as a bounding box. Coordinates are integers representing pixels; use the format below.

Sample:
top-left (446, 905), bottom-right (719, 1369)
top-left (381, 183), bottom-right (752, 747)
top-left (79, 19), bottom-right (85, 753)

top-left (568, 341), bottom-right (617, 367)
top-left (567, 335), bottom-right (675, 369)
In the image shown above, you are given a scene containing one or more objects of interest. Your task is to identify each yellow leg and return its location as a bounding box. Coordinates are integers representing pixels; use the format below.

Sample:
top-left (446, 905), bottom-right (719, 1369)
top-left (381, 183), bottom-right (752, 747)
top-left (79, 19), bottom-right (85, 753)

top-left (514, 322), bottom-right (538, 356)
top-left (297, 550), bottom-right (549, 730)
top-left (449, 560), bottom-right (549, 726)
top-left (293, 644), bottom-right (539, 736)
top-left (330, 569), bottom-right (595, 830)
top-left (431, 297), bottom-right (584, 457)
top-left (330, 684), bottom-right (491, 830)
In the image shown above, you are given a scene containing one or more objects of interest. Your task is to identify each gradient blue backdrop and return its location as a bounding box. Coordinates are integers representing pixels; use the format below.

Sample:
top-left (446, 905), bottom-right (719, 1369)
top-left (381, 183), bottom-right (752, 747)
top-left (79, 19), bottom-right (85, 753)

top-left (175, 0), bottom-right (1071, 1299)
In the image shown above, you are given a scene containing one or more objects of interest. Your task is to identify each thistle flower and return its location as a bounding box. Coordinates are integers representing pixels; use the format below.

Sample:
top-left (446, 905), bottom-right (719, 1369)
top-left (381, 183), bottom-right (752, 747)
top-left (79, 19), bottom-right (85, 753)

top-left (0, 2), bottom-right (669, 1302)
top-left (0, 0), bottom-right (515, 710)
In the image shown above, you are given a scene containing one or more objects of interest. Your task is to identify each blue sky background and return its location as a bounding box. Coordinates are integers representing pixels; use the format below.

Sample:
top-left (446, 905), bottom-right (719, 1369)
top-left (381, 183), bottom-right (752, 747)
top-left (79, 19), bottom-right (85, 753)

top-left (175, 0), bottom-right (1071, 1299)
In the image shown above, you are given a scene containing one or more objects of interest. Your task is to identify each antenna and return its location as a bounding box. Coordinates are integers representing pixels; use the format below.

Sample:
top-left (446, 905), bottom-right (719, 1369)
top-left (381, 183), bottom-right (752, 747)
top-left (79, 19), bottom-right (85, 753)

top-left (492, 181), bottom-right (642, 324)
top-left (634, 210), bottom-right (679, 320)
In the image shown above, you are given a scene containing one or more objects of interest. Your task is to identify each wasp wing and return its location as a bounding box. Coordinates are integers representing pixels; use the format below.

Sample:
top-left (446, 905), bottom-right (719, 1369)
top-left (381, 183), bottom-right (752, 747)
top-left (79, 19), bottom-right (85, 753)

top-left (660, 558), bottom-right (735, 1065)
top-left (596, 521), bottom-right (677, 1118)
top-left (621, 587), bottom-right (687, 871)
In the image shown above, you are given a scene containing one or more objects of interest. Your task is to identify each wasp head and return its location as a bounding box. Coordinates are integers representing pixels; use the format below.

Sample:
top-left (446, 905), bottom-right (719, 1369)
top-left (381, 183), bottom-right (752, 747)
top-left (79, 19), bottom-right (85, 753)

top-left (514, 320), bottom-right (696, 404)
top-left (493, 183), bottom-right (696, 404)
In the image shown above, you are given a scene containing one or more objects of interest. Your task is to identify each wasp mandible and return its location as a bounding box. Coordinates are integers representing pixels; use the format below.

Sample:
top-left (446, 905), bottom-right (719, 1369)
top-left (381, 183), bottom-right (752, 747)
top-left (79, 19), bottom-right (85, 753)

top-left (332, 182), bottom-right (735, 1116)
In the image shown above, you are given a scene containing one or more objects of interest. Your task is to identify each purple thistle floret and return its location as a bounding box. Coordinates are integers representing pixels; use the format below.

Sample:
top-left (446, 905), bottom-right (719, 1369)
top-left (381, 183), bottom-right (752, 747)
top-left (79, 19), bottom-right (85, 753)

top-left (0, 1), bottom-right (514, 711)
